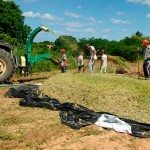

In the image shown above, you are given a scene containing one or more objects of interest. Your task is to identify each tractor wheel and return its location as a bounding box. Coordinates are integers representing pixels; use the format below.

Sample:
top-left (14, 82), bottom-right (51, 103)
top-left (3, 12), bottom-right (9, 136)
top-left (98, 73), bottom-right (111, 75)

top-left (0, 48), bottom-right (15, 83)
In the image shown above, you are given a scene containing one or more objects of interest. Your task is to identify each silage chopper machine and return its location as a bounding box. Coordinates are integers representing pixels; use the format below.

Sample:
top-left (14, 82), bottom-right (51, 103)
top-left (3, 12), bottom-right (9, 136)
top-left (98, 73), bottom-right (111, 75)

top-left (0, 26), bottom-right (52, 83)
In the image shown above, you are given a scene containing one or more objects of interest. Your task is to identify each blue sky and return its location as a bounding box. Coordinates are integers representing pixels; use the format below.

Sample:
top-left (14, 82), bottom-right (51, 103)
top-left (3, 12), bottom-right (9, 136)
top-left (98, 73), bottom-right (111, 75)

top-left (11, 0), bottom-right (150, 42)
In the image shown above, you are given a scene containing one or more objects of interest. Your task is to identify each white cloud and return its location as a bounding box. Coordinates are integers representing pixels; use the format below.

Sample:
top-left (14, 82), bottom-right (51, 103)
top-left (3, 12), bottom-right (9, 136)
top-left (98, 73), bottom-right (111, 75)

top-left (65, 11), bottom-right (103, 24)
top-left (85, 28), bottom-right (95, 33)
top-left (23, 11), bottom-right (40, 17)
top-left (126, 0), bottom-right (150, 6)
top-left (97, 20), bottom-right (103, 24)
top-left (110, 18), bottom-right (131, 24)
top-left (64, 21), bottom-right (98, 29)
top-left (23, 11), bottom-right (62, 20)
top-left (86, 17), bottom-right (96, 22)
top-left (101, 29), bottom-right (111, 33)
top-left (65, 12), bottom-right (81, 18)
top-left (64, 22), bottom-right (84, 28)
top-left (122, 28), bottom-right (128, 32)
top-left (116, 11), bottom-right (126, 15)
top-left (66, 28), bottom-right (95, 33)
top-left (41, 14), bottom-right (59, 20)
top-left (146, 14), bottom-right (150, 18)
top-left (66, 28), bottom-right (79, 32)
top-left (84, 17), bottom-right (103, 24)
top-left (102, 35), bottom-right (111, 39)
top-left (76, 6), bottom-right (82, 9)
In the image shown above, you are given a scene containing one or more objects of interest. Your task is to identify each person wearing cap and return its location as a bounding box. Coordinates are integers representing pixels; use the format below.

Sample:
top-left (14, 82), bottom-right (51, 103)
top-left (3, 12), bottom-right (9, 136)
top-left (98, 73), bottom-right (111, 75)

top-left (60, 49), bottom-right (67, 73)
top-left (100, 49), bottom-right (107, 73)
top-left (139, 39), bottom-right (150, 78)
top-left (86, 44), bottom-right (97, 73)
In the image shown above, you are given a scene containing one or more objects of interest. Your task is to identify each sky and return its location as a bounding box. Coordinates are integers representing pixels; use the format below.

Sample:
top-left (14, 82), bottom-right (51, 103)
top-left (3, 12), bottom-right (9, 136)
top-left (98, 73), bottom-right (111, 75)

top-left (10, 0), bottom-right (150, 42)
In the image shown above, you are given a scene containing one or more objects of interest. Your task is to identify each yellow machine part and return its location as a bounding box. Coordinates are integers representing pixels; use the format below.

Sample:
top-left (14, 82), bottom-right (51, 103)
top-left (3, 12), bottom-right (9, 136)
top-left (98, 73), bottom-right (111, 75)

top-left (20, 56), bottom-right (26, 75)
top-left (20, 56), bottom-right (26, 66)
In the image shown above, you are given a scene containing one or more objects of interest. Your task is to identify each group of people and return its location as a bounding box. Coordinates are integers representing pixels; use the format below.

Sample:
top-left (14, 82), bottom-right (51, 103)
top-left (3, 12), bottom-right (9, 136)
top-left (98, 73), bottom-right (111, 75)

top-left (86, 43), bottom-right (107, 74)
top-left (60, 44), bottom-right (107, 74)
top-left (60, 39), bottom-right (150, 79)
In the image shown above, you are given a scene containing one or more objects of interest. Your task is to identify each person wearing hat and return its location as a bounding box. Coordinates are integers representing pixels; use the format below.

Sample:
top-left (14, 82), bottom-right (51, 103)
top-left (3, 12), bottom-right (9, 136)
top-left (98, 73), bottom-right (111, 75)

top-left (86, 44), bottom-right (97, 73)
top-left (139, 39), bottom-right (150, 78)
top-left (100, 49), bottom-right (107, 73)
top-left (60, 49), bottom-right (67, 73)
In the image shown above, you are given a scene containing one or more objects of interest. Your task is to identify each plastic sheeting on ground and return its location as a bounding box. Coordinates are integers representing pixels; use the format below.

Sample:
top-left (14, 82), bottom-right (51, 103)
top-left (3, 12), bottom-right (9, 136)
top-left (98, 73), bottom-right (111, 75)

top-left (5, 84), bottom-right (150, 138)
top-left (95, 114), bottom-right (132, 134)
top-left (4, 84), bottom-right (41, 98)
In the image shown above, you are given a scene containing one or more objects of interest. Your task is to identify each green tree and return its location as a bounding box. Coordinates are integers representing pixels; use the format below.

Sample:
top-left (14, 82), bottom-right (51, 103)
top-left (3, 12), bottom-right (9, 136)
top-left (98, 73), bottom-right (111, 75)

top-left (135, 31), bottom-right (143, 37)
top-left (0, 33), bottom-right (17, 45)
top-left (119, 36), bottom-right (142, 47)
top-left (78, 37), bottom-right (109, 57)
top-left (0, 0), bottom-right (31, 45)
top-left (54, 35), bottom-right (79, 56)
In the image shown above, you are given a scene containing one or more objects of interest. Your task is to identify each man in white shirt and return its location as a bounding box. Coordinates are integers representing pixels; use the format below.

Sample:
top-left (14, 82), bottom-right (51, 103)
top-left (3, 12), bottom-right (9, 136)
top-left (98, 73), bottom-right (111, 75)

top-left (86, 44), bottom-right (97, 73)
top-left (100, 49), bottom-right (107, 73)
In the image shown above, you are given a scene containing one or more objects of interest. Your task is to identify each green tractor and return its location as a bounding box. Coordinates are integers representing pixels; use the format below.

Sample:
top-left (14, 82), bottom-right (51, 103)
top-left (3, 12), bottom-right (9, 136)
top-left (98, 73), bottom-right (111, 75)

top-left (0, 26), bottom-right (51, 83)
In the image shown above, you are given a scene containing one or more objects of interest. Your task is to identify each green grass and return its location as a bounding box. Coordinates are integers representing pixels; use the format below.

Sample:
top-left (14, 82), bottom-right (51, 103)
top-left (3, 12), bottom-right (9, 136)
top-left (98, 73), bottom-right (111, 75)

top-left (40, 72), bottom-right (150, 124)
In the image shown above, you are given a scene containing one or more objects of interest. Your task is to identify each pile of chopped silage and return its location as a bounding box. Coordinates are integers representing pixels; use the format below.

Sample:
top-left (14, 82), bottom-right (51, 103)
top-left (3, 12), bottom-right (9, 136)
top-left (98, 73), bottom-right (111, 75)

top-left (39, 72), bottom-right (150, 123)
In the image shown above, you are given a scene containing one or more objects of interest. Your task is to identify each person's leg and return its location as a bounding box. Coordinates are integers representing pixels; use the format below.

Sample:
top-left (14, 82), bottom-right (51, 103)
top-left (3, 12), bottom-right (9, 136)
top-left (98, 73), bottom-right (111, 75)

top-left (89, 60), bottom-right (94, 73)
top-left (78, 66), bottom-right (81, 73)
top-left (92, 63), bottom-right (94, 73)
top-left (100, 66), bottom-right (103, 73)
top-left (104, 67), bottom-right (106, 73)
top-left (61, 66), bottom-right (66, 73)
top-left (81, 65), bottom-right (84, 72)
top-left (61, 67), bottom-right (64, 73)
top-left (143, 63), bottom-right (149, 78)
top-left (147, 62), bottom-right (150, 77)
top-left (64, 66), bottom-right (67, 73)
top-left (145, 62), bottom-right (150, 78)
top-left (101, 65), bottom-right (106, 73)
top-left (92, 59), bottom-right (95, 73)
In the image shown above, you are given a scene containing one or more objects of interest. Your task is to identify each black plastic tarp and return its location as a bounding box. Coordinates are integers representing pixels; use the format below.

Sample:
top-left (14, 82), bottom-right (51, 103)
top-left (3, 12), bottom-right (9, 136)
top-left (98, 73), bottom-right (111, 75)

top-left (5, 84), bottom-right (150, 138)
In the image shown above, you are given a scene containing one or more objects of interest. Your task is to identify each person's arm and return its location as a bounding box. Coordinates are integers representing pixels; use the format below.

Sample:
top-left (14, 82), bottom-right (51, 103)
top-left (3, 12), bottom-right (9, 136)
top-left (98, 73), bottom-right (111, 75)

top-left (146, 56), bottom-right (150, 59)
top-left (145, 48), bottom-right (150, 59)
